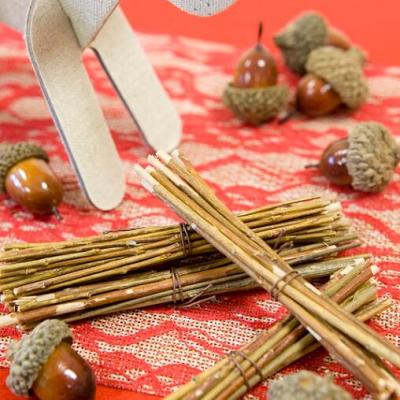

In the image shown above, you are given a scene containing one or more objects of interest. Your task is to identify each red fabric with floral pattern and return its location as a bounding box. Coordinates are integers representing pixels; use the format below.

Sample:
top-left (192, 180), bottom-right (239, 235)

top-left (0, 25), bottom-right (399, 399)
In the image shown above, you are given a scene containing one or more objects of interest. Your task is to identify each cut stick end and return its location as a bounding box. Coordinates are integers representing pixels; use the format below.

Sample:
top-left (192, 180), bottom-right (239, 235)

top-left (148, 156), bottom-right (190, 190)
top-left (370, 265), bottom-right (380, 275)
top-left (133, 164), bottom-right (147, 177)
top-left (145, 166), bottom-right (157, 178)
top-left (156, 150), bottom-right (173, 164)
top-left (147, 154), bottom-right (160, 166)
top-left (171, 149), bottom-right (180, 158)
top-left (0, 313), bottom-right (18, 328)
top-left (134, 164), bottom-right (158, 193)
top-left (170, 150), bottom-right (185, 166)
top-left (326, 202), bottom-right (342, 213)
top-left (339, 215), bottom-right (351, 225)
top-left (134, 164), bottom-right (154, 179)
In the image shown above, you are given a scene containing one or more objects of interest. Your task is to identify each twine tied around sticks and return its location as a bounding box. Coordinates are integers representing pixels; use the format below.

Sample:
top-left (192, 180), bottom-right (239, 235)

top-left (171, 268), bottom-right (216, 307)
top-left (170, 266), bottom-right (185, 304)
top-left (273, 229), bottom-right (286, 250)
top-left (277, 240), bottom-right (294, 253)
top-left (181, 283), bottom-right (217, 308)
top-left (272, 228), bottom-right (295, 254)
top-left (270, 270), bottom-right (301, 300)
top-left (179, 223), bottom-right (192, 257)
top-left (228, 350), bottom-right (264, 390)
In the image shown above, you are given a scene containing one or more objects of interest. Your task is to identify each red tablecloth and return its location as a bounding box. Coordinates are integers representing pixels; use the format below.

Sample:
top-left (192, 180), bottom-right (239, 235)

top-left (0, 24), bottom-right (399, 400)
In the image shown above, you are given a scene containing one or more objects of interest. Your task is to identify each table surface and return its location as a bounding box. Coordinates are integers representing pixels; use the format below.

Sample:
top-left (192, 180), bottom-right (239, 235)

top-left (0, 11), bottom-right (399, 400)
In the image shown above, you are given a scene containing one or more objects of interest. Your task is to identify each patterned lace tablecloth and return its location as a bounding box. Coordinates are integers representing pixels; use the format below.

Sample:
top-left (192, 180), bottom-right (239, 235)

top-left (0, 25), bottom-right (399, 399)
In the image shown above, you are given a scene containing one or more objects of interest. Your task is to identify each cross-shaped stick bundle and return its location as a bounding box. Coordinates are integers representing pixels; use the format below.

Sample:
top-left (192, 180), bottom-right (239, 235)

top-left (135, 151), bottom-right (400, 399)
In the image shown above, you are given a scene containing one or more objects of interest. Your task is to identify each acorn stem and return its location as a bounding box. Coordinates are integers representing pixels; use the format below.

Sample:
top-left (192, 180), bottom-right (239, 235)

top-left (305, 163), bottom-right (320, 169)
top-left (257, 21), bottom-right (263, 45)
top-left (278, 109), bottom-right (297, 124)
top-left (53, 208), bottom-right (63, 222)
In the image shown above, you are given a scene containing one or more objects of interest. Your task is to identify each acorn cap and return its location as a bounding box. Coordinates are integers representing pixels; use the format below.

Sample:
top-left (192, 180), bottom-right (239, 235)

top-left (0, 143), bottom-right (48, 192)
top-left (6, 319), bottom-right (72, 396)
top-left (346, 46), bottom-right (367, 67)
top-left (305, 47), bottom-right (369, 109)
top-left (274, 12), bottom-right (328, 74)
top-left (347, 122), bottom-right (400, 192)
top-left (268, 371), bottom-right (353, 400)
top-left (223, 84), bottom-right (289, 125)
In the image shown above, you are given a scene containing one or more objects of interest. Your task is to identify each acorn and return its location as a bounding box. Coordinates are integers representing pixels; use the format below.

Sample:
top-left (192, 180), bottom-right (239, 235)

top-left (316, 122), bottom-right (400, 192)
top-left (268, 370), bottom-right (353, 400)
top-left (0, 143), bottom-right (63, 218)
top-left (296, 47), bottom-right (369, 117)
top-left (223, 23), bottom-right (289, 125)
top-left (274, 12), bottom-right (363, 74)
top-left (6, 319), bottom-right (96, 400)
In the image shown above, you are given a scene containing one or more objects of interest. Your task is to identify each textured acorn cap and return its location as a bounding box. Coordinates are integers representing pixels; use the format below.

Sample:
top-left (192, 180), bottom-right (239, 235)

top-left (0, 143), bottom-right (48, 192)
top-left (223, 84), bottom-right (289, 125)
top-left (268, 371), bottom-right (353, 400)
top-left (347, 122), bottom-right (400, 192)
top-left (274, 12), bottom-right (328, 74)
top-left (305, 47), bottom-right (369, 109)
top-left (346, 46), bottom-right (367, 67)
top-left (7, 320), bottom-right (72, 396)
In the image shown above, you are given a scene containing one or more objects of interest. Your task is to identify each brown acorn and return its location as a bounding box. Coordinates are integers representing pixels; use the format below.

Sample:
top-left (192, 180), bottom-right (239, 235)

top-left (315, 122), bottom-right (400, 192)
top-left (296, 73), bottom-right (342, 117)
top-left (319, 138), bottom-right (352, 186)
top-left (0, 143), bottom-right (63, 218)
top-left (296, 47), bottom-right (368, 117)
top-left (274, 12), bottom-right (359, 74)
top-left (223, 23), bottom-right (289, 125)
top-left (232, 23), bottom-right (278, 89)
top-left (7, 319), bottom-right (96, 400)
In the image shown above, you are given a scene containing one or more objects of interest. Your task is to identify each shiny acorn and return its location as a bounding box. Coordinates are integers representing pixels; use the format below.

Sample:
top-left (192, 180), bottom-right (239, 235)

top-left (7, 319), bottom-right (96, 400)
top-left (314, 122), bottom-right (400, 192)
top-left (274, 11), bottom-right (361, 74)
top-left (268, 371), bottom-right (353, 400)
top-left (0, 143), bottom-right (63, 218)
top-left (232, 22), bottom-right (278, 89)
top-left (296, 47), bottom-right (368, 117)
top-left (223, 23), bottom-right (289, 125)
top-left (296, 73), bottom-right (342, 117)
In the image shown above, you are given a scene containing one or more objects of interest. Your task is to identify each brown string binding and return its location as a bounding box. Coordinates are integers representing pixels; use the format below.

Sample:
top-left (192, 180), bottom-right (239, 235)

top-left (181, 284), bottom-right (216, 308)
top-left (228, 351), bottom-right (252, 390)
top-left (270, 270), bottom-right (300, 300)
top-left (170, 266), bottom-right (185, 304)
top-left (273, 229), bottom-right (286, 250)
top-left (234, 350), bottom-right (264, 382)
top-left (277, 240), bottom-right (294, 253)
top-left (181, 295), bottom-right (217, 309)
top-left (179, 223), bottom-right (192, 257)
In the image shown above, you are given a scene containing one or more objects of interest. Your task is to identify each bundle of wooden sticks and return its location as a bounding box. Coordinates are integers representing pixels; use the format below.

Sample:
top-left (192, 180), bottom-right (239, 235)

top-left (135, 151), bottom-right (400, 400)
top-left (166, 260), bottom-right (393, 400)
top-left (0, 195), bottom-right (361, 330)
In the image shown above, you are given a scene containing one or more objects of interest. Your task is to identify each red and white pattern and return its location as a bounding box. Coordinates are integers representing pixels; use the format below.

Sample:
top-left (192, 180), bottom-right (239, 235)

top-left (0, 25), bottom-right (399, 399)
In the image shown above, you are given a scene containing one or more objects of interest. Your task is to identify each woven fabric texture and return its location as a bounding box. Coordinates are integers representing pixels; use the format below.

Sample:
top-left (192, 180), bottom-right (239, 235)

top-left (0, 26), bottom-right (399, 399)
top-left (59, 0), bottom-right (119, 47)
top-left (168, 0), bottom-right (236, 16)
